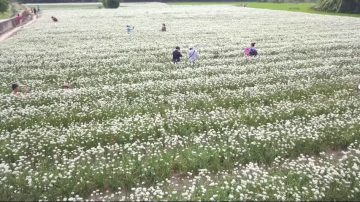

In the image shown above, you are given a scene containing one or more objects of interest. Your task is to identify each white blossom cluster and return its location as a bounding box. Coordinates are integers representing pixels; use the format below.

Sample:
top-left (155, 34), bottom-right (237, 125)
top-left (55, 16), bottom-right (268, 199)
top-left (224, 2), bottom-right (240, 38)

top-left (0, 3), bottom-right (359, 201)
top-left (91, 142), bottom-right (360, 201)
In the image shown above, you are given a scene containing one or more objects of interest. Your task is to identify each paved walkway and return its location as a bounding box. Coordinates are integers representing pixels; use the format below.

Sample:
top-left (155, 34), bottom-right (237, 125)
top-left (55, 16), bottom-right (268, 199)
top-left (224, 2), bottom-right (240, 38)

top-left (0, 15), bottom-right (38, 43)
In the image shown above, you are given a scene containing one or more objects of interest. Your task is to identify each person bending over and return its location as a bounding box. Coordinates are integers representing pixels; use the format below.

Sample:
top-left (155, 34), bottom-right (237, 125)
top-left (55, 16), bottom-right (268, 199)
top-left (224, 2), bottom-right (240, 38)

top-left (245, 42), bottom-right (258, 57)
top-left (51, 16), bottom-right (58, 22)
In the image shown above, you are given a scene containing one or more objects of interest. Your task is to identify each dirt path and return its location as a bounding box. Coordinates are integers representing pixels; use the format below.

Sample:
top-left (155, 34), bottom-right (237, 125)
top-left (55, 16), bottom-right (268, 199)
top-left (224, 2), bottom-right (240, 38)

top-left (0, 15), bottom-right (38, 43)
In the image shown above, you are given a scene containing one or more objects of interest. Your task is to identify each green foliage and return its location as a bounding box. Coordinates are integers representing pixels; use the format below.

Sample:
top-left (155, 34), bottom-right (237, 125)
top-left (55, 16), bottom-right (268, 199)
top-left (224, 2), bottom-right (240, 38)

top-left (101, 0), bottom-right (107, 8)
top-left (316, 0), bottom-right (342, 12)
top-left (102, 0), bottom-right (120, 8)
top-left (316, 0), bottom-right (360, 13)
top-left (0, 0), bottom-right (9, 13)
top-left (172, 2), bottom-right (360, 17)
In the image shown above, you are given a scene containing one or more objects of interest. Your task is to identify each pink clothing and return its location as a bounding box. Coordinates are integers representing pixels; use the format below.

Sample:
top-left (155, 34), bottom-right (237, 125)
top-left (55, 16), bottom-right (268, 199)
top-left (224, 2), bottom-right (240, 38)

top-left (16, 15), bottom-right (22, 25)
top-left (244, 48), bottom-right (251, 56)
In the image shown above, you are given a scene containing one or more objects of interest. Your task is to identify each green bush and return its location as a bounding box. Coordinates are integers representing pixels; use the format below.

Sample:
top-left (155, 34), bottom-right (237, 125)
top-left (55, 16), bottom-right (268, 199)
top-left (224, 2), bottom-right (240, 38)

top-left (316, 0), bottom-right (360, 13)
top-left (102, 0), bottom-right (120, 9)
top-left (0, 0), bottom-right (9, 13)
top-left (101, 0), bottom-right (107, 8)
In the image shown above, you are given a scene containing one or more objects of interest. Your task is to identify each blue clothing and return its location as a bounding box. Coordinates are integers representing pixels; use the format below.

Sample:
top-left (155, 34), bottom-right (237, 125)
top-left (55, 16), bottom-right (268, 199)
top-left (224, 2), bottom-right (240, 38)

top-left (127, 26), bottom-right (134, 34)
top-left (249, 47), bottom-right (258, 56)
top-left (172, 50), bottom-right (182, 63)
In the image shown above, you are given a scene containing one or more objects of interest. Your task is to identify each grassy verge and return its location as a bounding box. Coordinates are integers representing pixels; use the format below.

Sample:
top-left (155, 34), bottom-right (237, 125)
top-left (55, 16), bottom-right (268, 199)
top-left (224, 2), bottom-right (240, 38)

top-left (0, 2), bottom-right (26, 20)
top-left (25, 3), bottom-right (103, 10)
top-left (247, 2), bottom-right (360, 17)
top-left (170, 2), bottom-right (360, 17)
top-left (0, 5), bottom-right (12, 20)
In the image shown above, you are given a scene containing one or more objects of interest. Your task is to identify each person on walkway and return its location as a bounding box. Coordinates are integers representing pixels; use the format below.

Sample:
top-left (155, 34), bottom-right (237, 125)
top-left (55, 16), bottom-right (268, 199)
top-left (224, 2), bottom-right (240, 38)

top-left (172, 46), bottom-right (183, 64)
top-left (126, 25), bottom-right (135, 34)
top-left (245, 42), bottom-right (258, 57)
top-left (51, 16), bottom-right (58, 22)
top-left (188, 46), bottom-right (199, 64)
top-left (15, 14), bottom-right (22, 26)
top-left (161, 23), bottom-right (166, 32)
top-left (33, 8), bottom-right (37, 15)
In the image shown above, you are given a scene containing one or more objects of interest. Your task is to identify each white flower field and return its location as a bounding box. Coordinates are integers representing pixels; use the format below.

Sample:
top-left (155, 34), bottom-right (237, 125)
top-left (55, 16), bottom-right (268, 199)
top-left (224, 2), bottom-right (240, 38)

top-left (0, 2), bottom-right (360, 201)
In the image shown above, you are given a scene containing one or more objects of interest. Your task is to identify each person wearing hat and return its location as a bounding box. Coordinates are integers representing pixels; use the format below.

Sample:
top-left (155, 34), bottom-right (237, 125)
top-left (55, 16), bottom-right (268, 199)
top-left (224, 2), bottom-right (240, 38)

top-left (188, 46), bottom-right (199, 65)
top-left (172, 46), bottom-right (183, 64)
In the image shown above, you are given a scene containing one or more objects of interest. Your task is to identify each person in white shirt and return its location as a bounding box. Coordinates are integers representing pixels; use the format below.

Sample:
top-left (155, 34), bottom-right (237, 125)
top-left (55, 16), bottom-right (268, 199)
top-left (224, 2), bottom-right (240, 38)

top-left (188, 46), bottom-right (199, 65)
top-left (126, 25), bottom-right (134, 34)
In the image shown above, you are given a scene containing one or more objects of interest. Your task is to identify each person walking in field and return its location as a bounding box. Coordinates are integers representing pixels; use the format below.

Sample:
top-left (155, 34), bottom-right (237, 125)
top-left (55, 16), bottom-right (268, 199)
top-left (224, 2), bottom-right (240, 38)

top-left (245, 42), bottom-right (258, 57)
top-left (126, 25), bottom-right (135, 34)
top-left (11, 83), bottom-right (21, 96)
top-left (188, 46), bottom-right (199, 64)
top-left (51, 16), bottom-right (58, 22)
top-left (11, 83), bottom-right (30, 96)
top-left (62, 82), bottom-right (72, 90)
top-left (172, 46), bottom-right (183, 64)
top-left (161, 23), bottom-right (166, 32)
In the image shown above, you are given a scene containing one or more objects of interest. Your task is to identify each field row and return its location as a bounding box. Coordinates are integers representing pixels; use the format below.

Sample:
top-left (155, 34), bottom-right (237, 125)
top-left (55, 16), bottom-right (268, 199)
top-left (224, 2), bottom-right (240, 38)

top-left (1, 4), bottom-right (360, 201)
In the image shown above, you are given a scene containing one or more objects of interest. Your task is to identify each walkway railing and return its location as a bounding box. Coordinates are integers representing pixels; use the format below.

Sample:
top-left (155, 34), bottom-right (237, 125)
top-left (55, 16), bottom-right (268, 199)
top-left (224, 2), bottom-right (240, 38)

top-left (0, 10), bottom-right (35, 35)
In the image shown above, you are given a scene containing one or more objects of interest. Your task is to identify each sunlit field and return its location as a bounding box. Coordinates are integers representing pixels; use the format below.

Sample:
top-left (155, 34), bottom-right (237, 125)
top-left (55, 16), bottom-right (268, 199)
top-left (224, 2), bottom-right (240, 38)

top-left (1, 3), bottom-right (360, 201)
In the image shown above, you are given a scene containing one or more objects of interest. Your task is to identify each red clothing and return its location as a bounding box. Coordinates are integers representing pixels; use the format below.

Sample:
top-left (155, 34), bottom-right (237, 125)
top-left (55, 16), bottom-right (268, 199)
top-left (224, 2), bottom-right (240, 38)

top-left (15, 15), bottom-right (22, 25)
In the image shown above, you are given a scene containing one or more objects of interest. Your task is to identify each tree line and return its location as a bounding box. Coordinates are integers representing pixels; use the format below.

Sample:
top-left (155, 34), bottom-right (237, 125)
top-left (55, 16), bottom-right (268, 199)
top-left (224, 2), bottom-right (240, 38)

top-left (316, 0), bottom-right (360, 13)
top-left (0, 0), bottom-right (9, 13)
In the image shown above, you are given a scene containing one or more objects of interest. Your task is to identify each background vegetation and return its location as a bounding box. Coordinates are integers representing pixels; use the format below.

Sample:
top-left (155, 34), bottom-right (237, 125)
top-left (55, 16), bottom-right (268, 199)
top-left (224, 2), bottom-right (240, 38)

top-left (316, 0), bottom-right (360, 13)
top-left (101, 0), bottom-right (120, 8)
top-left (0, 0), bottom-right (9, 13)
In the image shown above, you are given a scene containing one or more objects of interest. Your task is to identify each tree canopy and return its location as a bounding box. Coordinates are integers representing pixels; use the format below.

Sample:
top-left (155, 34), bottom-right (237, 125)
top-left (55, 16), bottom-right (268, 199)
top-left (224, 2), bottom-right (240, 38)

top-left (0, 0), bottom-right (9, 13)
top-left (316, 0), bottom-right (360, 13)
top-left (102, 0), bottom-right (120, 8)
